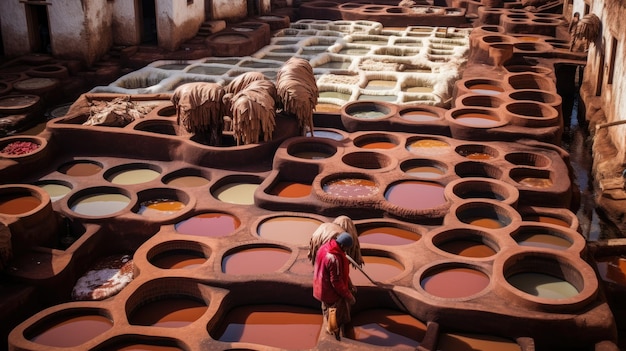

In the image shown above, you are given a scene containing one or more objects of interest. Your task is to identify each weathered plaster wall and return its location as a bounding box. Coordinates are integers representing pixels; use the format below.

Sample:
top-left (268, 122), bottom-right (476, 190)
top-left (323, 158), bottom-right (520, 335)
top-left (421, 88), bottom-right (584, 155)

top-left (155, 0), bottom-right (204, 51)
top-left (0, 2), bottom-right (31, 56)
top-left (211, 0), bottom-right (247, 20)
top-left (112, 0), bottom-right (141, 46)
top-left (48, 0), bottom-right (113, 66)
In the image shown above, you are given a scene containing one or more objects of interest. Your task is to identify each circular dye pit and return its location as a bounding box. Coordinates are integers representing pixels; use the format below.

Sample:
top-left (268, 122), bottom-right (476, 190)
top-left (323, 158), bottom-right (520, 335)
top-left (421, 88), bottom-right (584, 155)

top-left (136, 199), bottom-right (185, 217)
top-left (385, 181), bottom-right (446, 211)
top-left (350, 309), bottom-right (426, 348)
top-left (467, 82), bottom-right (504, 95)
top-left (150, 249), bottom-right (207, 269)
top-left (37, 181), bottom-right (72, 202)
top-left (506, 272), bottom-right (579, 299)
top-left (129, 298), bottom-right (206, 327)
top-left (365, 79), bottom-right (396, 90)
top-left (29, 314), bottom-right (113, 348)
top-left (213, 182), bottom-right (259, 205)
top-left (323, 177), bottom-right (379, 198)
top-left (257, 216), bottom-right (323, 245)
top-left (58, 160), bottom-right (103, 177)
top-left (268, 181), bottom-right (312, 197)
top-left (344, 101), bottom-right (393, 119)
top-left (420, 265), bottom-right (490, 298)
top-left (342, 151), bottom-right (392, 170)
top-left (451, 110), bottom-right (502, 128)
top-left (289, 141), bottom-right (337, 159)
top-left (399, 108), bottom-right (440, 122)
top-left (523, 214), bottom-right (570, 227)
top-left (433, 230), bottom-right (498, 258)
top-left (222, 246), bottom-right (291, 274)
top-left (401, 159), bottom-right (447, 179)
top-left (448, 178), bottom-right (517, 203)
top-left (70, 191), bottom-right (131, 217)
top-left (103, 342), bottom-right (184, 351)
top-left (175, 213), bottom-right (240, 238)
top-left (358, 226), bottom-right (422, 246)
top-left (455, 144), bottom-right (498, 160)
top-left (353, 133), bottom-right (399, 150)
top-left (212, 305), bottom-right (322, 350)
top-left (406, 138), bottom-right (450, 155)
top-left (456, 203), bottom-right (513, 229)
top-left (0, 190), bottom-right (41, 215)
top-left (350, 255), bottom-right (404, 285)
top-left (437, 332), bottom-right (521, 351)
top-left (165, 175), bottom-right (210, 187)
top-left (512, 227), bottom-right (572, 250)
top-left (106, 164), bottom-right (161, 185)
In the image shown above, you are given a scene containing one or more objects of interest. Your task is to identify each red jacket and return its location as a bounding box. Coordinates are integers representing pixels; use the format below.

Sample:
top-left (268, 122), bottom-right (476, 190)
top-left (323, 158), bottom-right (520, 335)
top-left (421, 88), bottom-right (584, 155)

top-left (313, 239), bottom-right (353, 304)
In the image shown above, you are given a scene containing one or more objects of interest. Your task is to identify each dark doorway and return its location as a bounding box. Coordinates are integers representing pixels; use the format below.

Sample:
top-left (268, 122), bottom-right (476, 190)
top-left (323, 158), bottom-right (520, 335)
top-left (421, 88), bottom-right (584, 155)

top-left (25, 3), bottom-right (51, 53)
top-left (140, 0), bottom-right (157, 45)
top-left (247, 0), bottom-right (260, 16)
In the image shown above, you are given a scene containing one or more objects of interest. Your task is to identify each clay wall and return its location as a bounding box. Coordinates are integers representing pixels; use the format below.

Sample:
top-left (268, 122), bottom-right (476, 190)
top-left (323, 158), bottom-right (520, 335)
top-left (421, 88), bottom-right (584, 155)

top-left (211, 0), bottom-right (248, 20)
top-left (579, 0), bottom-right (626, 168)
top-left (155, 0), bottom-right (205, 52)
top-left (0, 2), bottom-right (34, 57)
top-left (111, 0), bottom-right (141, 46)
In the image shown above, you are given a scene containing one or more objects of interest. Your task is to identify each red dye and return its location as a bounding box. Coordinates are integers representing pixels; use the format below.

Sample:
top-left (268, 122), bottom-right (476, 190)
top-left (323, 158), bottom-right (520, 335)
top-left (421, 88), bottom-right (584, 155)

top-left (1, 141), bottom-right (39, 155)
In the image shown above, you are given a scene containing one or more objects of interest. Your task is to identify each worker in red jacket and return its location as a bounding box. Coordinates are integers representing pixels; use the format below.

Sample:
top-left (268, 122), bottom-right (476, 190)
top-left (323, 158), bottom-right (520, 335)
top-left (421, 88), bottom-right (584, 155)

top-left (313, 232), bottom-right (356, 340)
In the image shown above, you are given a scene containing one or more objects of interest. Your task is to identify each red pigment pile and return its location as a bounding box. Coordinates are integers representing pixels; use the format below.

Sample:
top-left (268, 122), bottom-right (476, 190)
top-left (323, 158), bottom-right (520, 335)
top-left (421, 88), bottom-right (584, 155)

top-left (1, 141), bottom-right (39, 155)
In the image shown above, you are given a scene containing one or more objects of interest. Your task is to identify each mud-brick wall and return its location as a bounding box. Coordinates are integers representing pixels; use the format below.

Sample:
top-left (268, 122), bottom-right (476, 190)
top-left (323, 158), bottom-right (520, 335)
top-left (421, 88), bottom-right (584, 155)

top-left (0, 2), bottom-right (33, 56)
top-left (48, 0), bottom-right (114, 66)
top-left (111, 1), bottom-right (141, 46)
top-left (209, 0), bottom-right (271, 21)
top-left (580, 0), bottom-right (626, 170)
top-left (155, 0), bottom-right (204, 52)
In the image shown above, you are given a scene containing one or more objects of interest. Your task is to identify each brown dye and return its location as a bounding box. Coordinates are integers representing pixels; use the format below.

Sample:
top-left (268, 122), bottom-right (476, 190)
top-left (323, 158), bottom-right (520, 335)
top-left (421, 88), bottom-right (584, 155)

top-left (166, 175), bottom-right (209, 187)
top-left (214, 304), bottom-right (322, 349)
top-left (468, 84), bottom-right (504, 95)
top-left (595, 256), bottom-right (626, 286)
top-left (58, 162), bottom-right (102, 176)
top-left (359, 226), bottom-right (422, 246)
top-left (365, 79), bottom-right (396, 90)
top-left (455, 113), bottom-right (500, 127)
top-left (359, 141), bottom-right (396, 149)
top-left (0, 194), bottom-right (40, 214)
top-left (222, 247), bottom-right (291, 274)
top-left (257, 216), bottom-right (322, 245)
top-left (269, 181), bottom-right (312, 198)
top-left (437, 332), bottom-right (521, 351)
top-left (384, 181), bottom-right (446, 211)
top-left (466, 217), bottom-right (507, 229)
top-left (129, 299), bottom-right (206, 327)
top-left (315, 103), bottom-right (342, 113)
top-left (464, 152), bottom-right (494, 160)
top-left (516, 233), bottom-right (571, 250)
top-left (292, 151), bottom-right (332, 159)
top-left (518, 177), bottom-right (553, 188)
top-left (404, 165), bottom-right (445, 178)
top-left (350, 308), bottom-right (426, 348)
top-left (351, 256), bottom-right (404, 285)
top-left (151, 250), bottom-right (206, 269)
top-left (524, 215), bottom-right (570, 227)
top-left (30, 315), bottom-right (113, 347)
top-left (113, 344), bottom-right (183, 351)
top-left (323, 178), bottom-right (379, 197)
top-left (400, 110), bottom-right (439, 121)
top-left (438, 240), bottom-right (496, 258)
top-left (421, 267), bottom-right (490, 298)
top-left (405, 86), bottom-right (434, 93)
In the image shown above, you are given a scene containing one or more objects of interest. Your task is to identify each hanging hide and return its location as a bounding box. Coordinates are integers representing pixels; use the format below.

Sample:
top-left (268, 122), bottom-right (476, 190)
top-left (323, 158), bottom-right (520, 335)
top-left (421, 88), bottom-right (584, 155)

top-left (276, 57), bottom-right (318, 136)
top-left (171, 82), bottom-right (225, 146)
top-left (229, 79), bottom-right (277, 145)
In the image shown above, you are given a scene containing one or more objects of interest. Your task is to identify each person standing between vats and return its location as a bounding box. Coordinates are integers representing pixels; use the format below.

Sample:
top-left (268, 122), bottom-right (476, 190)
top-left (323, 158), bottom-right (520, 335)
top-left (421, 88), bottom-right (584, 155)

top-left (313, 232), bottom-right (357, 340)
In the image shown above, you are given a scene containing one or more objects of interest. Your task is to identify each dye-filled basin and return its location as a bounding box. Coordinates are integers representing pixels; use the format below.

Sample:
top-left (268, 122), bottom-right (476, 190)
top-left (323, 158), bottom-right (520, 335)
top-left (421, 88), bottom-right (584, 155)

top-left (399, 106), bottom-right (441, 122)
top-left (505, 151), bottom-right (551, 167)
top-left (221, 245), bottom-right (291, 274)
top-left (432, 228), bottom-right (499, 258)
top-left (306, 129), bottom-right (345, 141)
top-left (437, 332), bottom-right (521, 351)
top-left (267, 181), bottom-right (312, 198)
top-left (511, 225), bottom-right (579, 251)
top-left (353, 132), bottom-right (400, 150)
top-left (342, 151), bottom-right (393, 170)
top-left (455, 144), bottom-right (499, 160)
top-left (358, 224), bottom-right (422, 246)
top-left (36, 180), bottom-right (72, 202)
top-left (69, 187), bottom-right (132, 217)
top-left (504, 101), bottom-right (559, 127)
top-left (510, 168), bottom-right (553, 188)
top-left (350, 308), bottom-right (426, 348)
top-left (58, 160), bottom-right (103, 177)
top-left (105, 163), bottom-right (161, 185)
top-left (448, 108), bottom-right (504, 128)
top-left (134, 188), bottom-right (189, 218)
top-left (350, 254), bottom-right (404, 285)
top-left (212, 178), bottom-right (260, 205)
top-left (343, 101), bottom-right (395, 119)
top-left (406, 137), bottom-right (451, 155)
top-left (287, 140), bottom-right (337, 160)
top-left (454, 161), bottom-right (504, 179)
top-left (163, 168), bottom-right (210, 188)
top-left (385, 180), bottom-right (446, 211)
top-left (446, 178), bottom-right (519, 205)
top-left (0, 186), bottom-right (43, 215)
top-left (418, 263), bottom-right (490, 299)
top-left (595, 256), bottom-right (626, 286)
top-left (454, 201), bottom-right (516, 229)
top-left (26, 311), bottom-right (113, 348)
top-left (211, 304), bottom-right (322, 349)
top-left (134, 120), bottom-right (180, 135)
top-left (97, 339), bottom-right (185, 351)
top-left (148, 241), bottom-right (210, 270)
top-left (322, 176), bottom-right (379, 198)
top-left (129, 297), bottom-right (206, 327)
top-left (464, 79), bottom-right (505, 96)
top-left (401, 159), bottom-right (447, 179)
top-left (175, 212), bottom-right (240, 237)
top-left (522, 213), bottom-right (572, 228)
top-left (256, 215), bottom-right (323, 245)
top-left (0, 135), bottom-right (46, 161)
